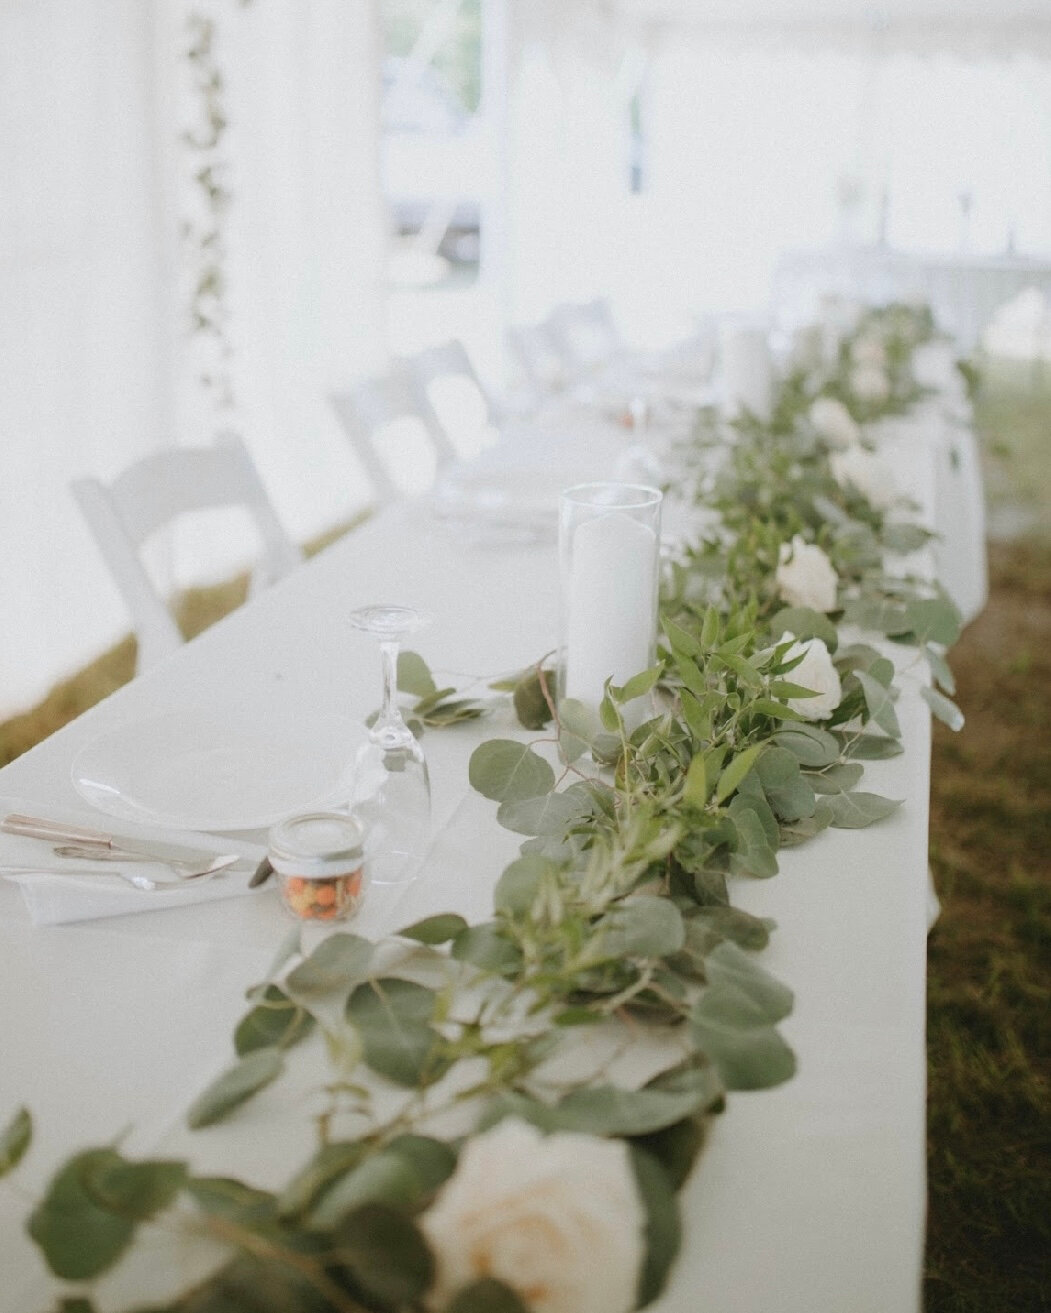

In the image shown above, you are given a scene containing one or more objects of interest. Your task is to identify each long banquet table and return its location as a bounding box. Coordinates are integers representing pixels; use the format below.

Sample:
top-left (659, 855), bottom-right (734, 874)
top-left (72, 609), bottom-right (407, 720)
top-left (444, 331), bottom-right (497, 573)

top-left (0, 401), bottom-right (961, 1313)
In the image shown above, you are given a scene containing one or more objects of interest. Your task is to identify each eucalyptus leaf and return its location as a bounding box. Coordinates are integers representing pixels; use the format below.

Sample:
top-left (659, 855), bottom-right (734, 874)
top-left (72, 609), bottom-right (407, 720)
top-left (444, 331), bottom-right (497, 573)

top-left (333, 1203), bottom-right (435, 1305)
top-left (682, 752), bottom-right (708, 807)
top-left (767, 606), bottom-right (838, 650)
top-left (597, 896), bottom-right (686, 960)
top-left (284, 933), bottom-right (374, 999)
top-left (187, 1048), bottom-right (284, 1129)
top-left (901, 596), bottom-right (961, 646)
top-left (771, 724), bottom-right (840, 768)
top-left (493, 854), bottom-right (557, 917)
top-left (855, 669), bottom-right (902, 738)
top-left (690, 987), bottom-right (797, 1091)
top-left (452, 923), bottom-right (524, 975)
top-left (839, 732), bottom-right (905, 760)
top-left (925, 644), bottom-right (956, 696)
top-left (396, 913), bottom-right (469, 944)
top-left (469, 739), bottom-right (556, 803)
top-left (0, 1106), bottom-right (31, 1178)
top-left (921, 685), bottom-right (965, 731)
top-left (755, 746), bottom-right (817, 822)
top-left (727, 808), bottom-right (778, 878)
top-left (308, 1151), bottom-right (422, 1228)
top-left (552, 1083), bottom-right (713, 1135)
top-left (397, 650), bottom-right (437, 698)
top-left (28, 1149), bottom-right (137, 1280)
top-left (87, 1155), bottom-right (188, 1221)
top-left (703, 941), bottom-right (793, 1023)
top-left (825, 790), bottom-right (903, 828)
top-left (630, 1147), bottom-right (682, 1308)
top-left (512, 667), bottom-right (553, 731)
top-left (808, 762), bottom-right (865, 794)
top-left (497, 788), bottom-right (591, 837)
top-left (234, 985), bottom-right (315, 1056)
top-left (346, 979), bottom-right (446, 1087)
top-left (557, 696), bottom-right (601, 763)
top-left (446, 1278), bottom-right (531, 1313)
top-left (185, 1175), bottom-right (277, 1227)
top-left (714, 742), bottom-right (765, 804)
top-left (684, 904), bottom-right (774, 951)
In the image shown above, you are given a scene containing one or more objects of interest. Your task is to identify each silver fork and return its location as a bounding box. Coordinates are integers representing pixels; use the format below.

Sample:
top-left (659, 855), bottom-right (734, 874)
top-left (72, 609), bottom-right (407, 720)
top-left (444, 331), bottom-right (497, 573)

top-left (52, 846), bottom-right (240, 882)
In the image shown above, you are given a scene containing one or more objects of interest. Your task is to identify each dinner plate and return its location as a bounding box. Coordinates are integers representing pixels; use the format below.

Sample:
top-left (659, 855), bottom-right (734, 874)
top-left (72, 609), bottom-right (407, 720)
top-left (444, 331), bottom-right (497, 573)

top-left (71, 709), bottom-right (365, 832)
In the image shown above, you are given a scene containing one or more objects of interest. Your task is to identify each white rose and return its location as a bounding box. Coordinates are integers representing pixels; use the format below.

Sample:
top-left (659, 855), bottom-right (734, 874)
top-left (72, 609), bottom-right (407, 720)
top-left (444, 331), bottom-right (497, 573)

top-left (778, 633), bottom-right (842, 720)
top-left (849, 362), bottom-right (890, 403)
top-left (420, 1119), bottom-right (645, 1313)
top-left (775, 535), bottom-right (839, 613)
top-left (808, 396), bottom-right (860, 450)
top-left (830, 445), bottom-right (898, 511)
top-left (850, 335), bottom-right (887, 368)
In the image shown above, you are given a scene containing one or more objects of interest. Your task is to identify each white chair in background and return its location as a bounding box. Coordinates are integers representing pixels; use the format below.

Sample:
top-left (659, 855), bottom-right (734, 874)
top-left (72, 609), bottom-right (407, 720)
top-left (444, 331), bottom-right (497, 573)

top-left (506, 320), bottom-right (572, 397)
top-left (405, 339), bottom-right (504, 456)
top-left (71, 436), bottom-right (302, 672)
top-left (548, 297), bottom-right (623, 375)
top-left (330, 365), bottom-right (456, 505)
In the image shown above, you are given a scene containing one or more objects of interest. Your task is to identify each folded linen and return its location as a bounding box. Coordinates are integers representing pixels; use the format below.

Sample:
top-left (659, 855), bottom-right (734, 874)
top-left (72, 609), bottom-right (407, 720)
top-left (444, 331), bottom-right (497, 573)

top-left (0, 794), bottom-right (266, 926)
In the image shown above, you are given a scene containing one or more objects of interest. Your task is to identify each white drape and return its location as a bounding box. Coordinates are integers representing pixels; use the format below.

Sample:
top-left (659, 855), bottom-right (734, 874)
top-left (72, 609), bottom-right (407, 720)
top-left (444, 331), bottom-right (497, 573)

top-left (0, 0), bottom-right (386, 716)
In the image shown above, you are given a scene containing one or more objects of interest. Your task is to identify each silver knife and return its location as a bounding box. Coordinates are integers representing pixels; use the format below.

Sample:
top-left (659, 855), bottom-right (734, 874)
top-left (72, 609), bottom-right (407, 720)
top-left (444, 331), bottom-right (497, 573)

top-left (0, 812), bottom-right (234, 865)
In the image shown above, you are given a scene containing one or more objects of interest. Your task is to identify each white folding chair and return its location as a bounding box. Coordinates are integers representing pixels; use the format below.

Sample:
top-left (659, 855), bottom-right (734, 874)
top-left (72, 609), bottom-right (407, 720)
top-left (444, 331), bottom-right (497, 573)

top-left (71, 436), bottom-right (301, 672)
top-left (330, 364), bottom-right (456, 505)
top-left (548, 298), bottom-right (623, 374)
top-left (406, 339), bottom-right (502, 457)
top-left (506, 320), bottom-right (572, 396)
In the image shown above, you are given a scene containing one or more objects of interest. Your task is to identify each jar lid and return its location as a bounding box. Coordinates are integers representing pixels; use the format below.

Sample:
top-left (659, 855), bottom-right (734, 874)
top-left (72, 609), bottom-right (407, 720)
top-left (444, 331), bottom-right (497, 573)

top-left (268, 811), bottom-right (365, 878)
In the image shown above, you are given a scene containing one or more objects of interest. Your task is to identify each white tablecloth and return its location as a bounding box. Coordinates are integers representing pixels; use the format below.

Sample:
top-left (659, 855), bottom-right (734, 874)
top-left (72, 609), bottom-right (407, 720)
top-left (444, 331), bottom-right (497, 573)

top-left (0, 406), bottom-right (955, 1313)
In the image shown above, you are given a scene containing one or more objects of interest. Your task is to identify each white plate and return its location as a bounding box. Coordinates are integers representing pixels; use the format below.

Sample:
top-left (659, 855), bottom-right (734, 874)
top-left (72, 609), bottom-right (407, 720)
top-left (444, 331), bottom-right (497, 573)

top-left (71, 710), bottom-right (365, 832)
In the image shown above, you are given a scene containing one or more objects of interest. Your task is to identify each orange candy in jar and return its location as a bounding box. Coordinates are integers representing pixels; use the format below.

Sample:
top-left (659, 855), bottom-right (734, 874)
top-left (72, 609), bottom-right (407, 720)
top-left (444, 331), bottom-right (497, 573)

top-left (268, 812), bottom-right (366, 922)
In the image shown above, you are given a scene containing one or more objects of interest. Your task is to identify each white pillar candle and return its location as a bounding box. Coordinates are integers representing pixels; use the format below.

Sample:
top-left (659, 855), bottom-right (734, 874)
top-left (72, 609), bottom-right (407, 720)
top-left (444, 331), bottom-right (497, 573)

top-left (564, 510), bottom-right (659, 712)
top-left (719, 324), bottom-right (774, 422)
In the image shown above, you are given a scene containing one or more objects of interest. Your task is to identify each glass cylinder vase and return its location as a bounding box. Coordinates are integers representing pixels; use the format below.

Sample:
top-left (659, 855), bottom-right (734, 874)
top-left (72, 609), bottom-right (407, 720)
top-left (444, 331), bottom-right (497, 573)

top-left (558, 482), bottom-right (662, 721)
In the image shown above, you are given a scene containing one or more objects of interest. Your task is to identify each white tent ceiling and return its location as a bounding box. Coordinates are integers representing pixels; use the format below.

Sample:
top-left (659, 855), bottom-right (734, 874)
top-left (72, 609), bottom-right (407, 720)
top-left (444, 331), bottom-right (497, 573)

top-left (613, 0), bottom-right (1051, 56)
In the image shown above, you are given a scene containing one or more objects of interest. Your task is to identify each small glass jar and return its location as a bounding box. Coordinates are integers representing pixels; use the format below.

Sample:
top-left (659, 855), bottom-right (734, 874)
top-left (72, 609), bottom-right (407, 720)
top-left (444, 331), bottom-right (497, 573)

top-left (268, 811), bottom-right (366, 922)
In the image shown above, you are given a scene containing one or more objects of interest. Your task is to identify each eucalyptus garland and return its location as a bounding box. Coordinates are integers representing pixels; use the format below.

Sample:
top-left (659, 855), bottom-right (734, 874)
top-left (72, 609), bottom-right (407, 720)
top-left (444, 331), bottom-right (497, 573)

top-left (0, 305), bottom-right (966, 1313)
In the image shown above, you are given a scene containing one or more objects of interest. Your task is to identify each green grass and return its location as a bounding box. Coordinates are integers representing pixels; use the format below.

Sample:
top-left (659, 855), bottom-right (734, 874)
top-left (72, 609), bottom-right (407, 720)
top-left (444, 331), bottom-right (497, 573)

top-left (1, 372), bottom-right (1050, 1309)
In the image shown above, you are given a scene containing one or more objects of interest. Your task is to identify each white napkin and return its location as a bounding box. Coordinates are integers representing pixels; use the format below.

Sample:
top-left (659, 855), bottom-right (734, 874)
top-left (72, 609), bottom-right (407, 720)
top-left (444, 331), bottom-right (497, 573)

top-left (0, 795), bottom-right (267, 926)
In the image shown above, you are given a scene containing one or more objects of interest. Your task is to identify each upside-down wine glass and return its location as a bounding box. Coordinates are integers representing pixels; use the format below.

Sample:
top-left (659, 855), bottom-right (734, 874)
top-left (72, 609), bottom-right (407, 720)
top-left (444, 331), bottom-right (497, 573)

top-left (349, 604), bottom-right (431, 885)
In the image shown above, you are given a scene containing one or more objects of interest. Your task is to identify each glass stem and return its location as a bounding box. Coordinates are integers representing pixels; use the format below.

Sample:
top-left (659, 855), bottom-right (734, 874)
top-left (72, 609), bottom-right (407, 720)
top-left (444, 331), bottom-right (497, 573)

top-left (376, 639), bottom-right (407, 745)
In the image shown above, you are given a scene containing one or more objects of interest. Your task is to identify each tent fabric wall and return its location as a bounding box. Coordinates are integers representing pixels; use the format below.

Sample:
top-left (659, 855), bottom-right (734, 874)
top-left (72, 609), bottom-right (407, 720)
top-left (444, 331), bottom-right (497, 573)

top-left (0, 0), bottom-right (386, 716)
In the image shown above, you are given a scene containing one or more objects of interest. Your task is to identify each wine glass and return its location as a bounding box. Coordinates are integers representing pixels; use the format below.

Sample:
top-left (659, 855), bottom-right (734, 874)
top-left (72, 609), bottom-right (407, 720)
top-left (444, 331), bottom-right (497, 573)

top-left (349, 604), bottom-right (431, 885)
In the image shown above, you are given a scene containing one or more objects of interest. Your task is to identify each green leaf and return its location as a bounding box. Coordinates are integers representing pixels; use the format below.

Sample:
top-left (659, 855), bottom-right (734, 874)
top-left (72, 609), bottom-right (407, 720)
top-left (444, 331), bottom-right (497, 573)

top-left (703, 941), bottom-right (793, 1023)
top-left (599, 686), bottom-right (623, 733)
top-left (234, 985), bottom-right (315, 1056)
top-left (809, 762), bottom-right (865, 794)
top-left (187, 1048), bottom-right (284, 1129)
top-left (0, 1106), bottom-right (31, 1178)
top-left (925, 644), bottom-right (956, 696)
top-left (346, 979), bottom-right (444, 1087)
top-left (825, 791), bottom-right (903, 828)
top-left (493, 854), bottom-right (556, 917)
top-left (613, 664), bottom-right (662, 702)
top-left (557, 697), bottom-right (600, 763)
top-left (185, 1175), bottom-right (277, 1226)
top-left (469, 740), bottom-right (556, 803)
top-left (855, 669), bottom-right (902, 738)
top-left (512, 667), bottom-right (553, 731)
top-left (881, 522), bottom-right (932, 554)
top-left (598, 896), bottom-right (686, 960)
top-left (768, 606), bottom-right (838, 650)
top-left (398, 650), bottom-right (437, 698)
top-left (284, 933), bottom-right (374, 999)
top-left (727, 808), bottom-right (778, 878)
top-left (755, 746), bottom-right (817, 822)
top-left (902, 596), bottom-right (961, 646)
top-left (497, 788), bottom-right (590, 837)
top-left (630, 1147), bottom-right (682, 1308)
top-left (921, 685), bottom-right (965, 731)
top-left (662, 615), bottom-right (701, 658)
top-left (840, 732), bottom-right (905, 760)
top-left (748, 696), bottom-right (807, 722)
top-left (309, 1151), bottom-right (421, 1228)
top-left (682, 752), bottom-right (708, 807)
top-left (679, 689), bottom-right (712, 744)
top-left (396, 913), bottom-right (469, 944)
top-left (384, 1134), bottom-right (458, 1195)
top-left (451, 923), bottom-right (524, 975)
top-left (552, 1084), bottom-right (713, 1135)
top-left (85, 1155), bottom-right (187, 1221)
top-left (28, 1149), bottom-right (136, 1280)
top-left (684, 905), bottom-right (773, 951)
top-left (771, 724), bottom-right (840, 768)
top-left (334, 1203), bottom-right (435, 1305)
top-left (690, 987), bottom-right (797, 1091)
top-left (446, 1278), bottom-right (531, 1313)
top-left (717, 652), bottom-right (764, 689)
top-left (714, 742), bottom-right (765, 804)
